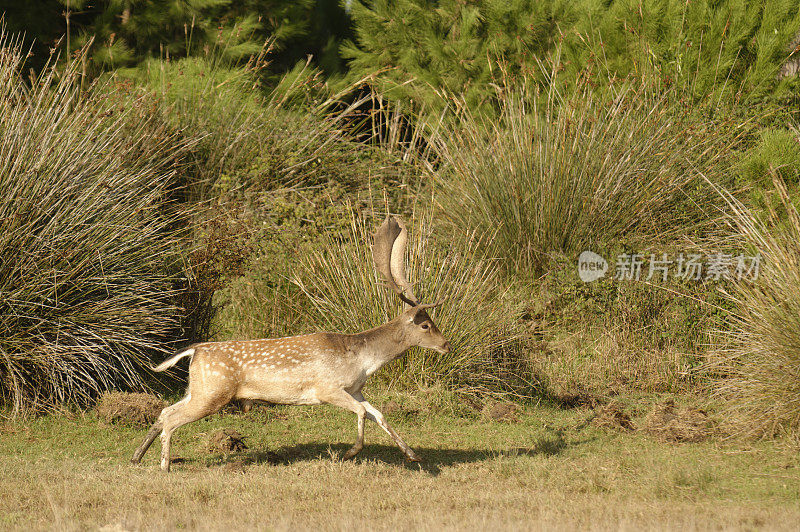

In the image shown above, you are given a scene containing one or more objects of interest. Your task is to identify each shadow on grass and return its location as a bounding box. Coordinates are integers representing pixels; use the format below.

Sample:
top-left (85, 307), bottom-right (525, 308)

top-left (197, 431), bottom-right (572, 476)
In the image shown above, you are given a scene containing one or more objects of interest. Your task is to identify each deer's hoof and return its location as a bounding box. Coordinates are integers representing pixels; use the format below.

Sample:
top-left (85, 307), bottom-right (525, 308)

top-left (342, 446), bottom-right (362, 461)
top-left (406, 452), bottom-right (421, 462)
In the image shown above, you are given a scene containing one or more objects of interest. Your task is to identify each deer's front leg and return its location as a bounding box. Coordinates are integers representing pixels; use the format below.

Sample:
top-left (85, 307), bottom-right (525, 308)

top-left (319, 389), bottom-right (367, 460)
top-left (343, 408), bottom-right (365, 460)
top-left (352, 392), bottom-right (420, 462)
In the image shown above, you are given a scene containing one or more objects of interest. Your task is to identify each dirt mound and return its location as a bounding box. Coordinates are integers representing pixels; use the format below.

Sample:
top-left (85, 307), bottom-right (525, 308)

top-left (96, 392), bottom-right (167, 426)
top-left (591, 402), bottom-right (635, 431)
top-left (206, 429), bottom-right (248, 453)
top-left (643, 399), bottom-right (714, 443)
top-left (483, 401), bottom-right (521, 422)
top-left (554, 390), bottom-right (602, 408)
top-left (381, 400), bottom-right (421, 419)
top-left (382, 400), bottom-right (403, 416)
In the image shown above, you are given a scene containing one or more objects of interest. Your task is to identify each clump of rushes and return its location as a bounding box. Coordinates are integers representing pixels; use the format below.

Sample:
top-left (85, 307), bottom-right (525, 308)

top-left (431, 81), bottom-right (742, 276)
top-left (293, 209), bottom-right (531, 398)
top-left (0, 33), bottom-right (188, 415)
top-left (712, 173), bottom-right (800, 439)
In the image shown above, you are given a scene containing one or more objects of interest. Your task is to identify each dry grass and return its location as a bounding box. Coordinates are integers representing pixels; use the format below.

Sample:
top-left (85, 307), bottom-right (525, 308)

top-left (204, 428), bottom-right (248, 453)
top-left (481, 401), bottom-right (521, 422)
top-left (710, 172), bottom-right (800, 438)
top-left (643, 399), bottom-right (715, 443)
top-left (591, 402), bottom-right (635, 432)
top-left (0, 401), bottom-right (798, 530)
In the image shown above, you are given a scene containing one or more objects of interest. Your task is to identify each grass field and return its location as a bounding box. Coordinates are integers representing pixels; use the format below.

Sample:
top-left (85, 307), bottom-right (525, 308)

top-left (1, 392), bottom-right (799, 531)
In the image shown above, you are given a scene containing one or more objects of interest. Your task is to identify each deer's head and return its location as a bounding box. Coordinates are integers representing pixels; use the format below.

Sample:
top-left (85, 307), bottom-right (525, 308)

top-left (373, 216), bottom-right (451, 354)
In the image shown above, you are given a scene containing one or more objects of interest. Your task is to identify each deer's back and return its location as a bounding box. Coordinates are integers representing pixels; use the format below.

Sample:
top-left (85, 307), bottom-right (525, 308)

top-left (186, 333), bottom-right (362, 405)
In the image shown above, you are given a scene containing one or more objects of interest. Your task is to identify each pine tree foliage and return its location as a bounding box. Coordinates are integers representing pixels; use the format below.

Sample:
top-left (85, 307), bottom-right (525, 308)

top-left (62, 0), bottom-right (259, 69)
top-left (7, 1), bottom-right (345, 73)
top-left (343, 0), bottom-right (800, 111)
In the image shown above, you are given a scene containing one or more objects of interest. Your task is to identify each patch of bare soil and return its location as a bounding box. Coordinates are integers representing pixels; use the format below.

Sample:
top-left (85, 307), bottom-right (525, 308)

top-left (95, 392), bottom-right (167, 426)
top-left (554, 390), bottom-right (603, 408)
top-left (206, 428), bottom-right (248, 453)
top-left (643, 399), bottom-right (715, 443)
top-left (381, 400), bottom-right (421, 419)
top-left (483, 401), bottom-right (521, 422)
top-left (382, 400), bottom-right (403, 416)
top-left (591, 402), bottom-right (635, 431)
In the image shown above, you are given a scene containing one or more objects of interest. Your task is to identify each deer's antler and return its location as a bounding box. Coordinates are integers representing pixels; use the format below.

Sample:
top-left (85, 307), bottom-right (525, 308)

top-left (373, 216), bottom-right (420, 306)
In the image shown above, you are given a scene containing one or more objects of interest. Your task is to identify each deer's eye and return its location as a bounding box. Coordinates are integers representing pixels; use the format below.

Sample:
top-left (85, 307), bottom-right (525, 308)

top-left (421, 323), bottom-right (430, 330)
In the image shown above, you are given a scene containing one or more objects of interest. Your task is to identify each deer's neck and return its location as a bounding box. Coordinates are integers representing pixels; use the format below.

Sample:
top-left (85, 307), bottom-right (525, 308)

top-left (348, 317), bottom-right (411, 374)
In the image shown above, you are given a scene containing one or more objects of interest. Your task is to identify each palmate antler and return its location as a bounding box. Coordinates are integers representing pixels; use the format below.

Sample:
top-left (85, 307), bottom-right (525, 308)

top-left (372, 216), bottom-right (443, 309)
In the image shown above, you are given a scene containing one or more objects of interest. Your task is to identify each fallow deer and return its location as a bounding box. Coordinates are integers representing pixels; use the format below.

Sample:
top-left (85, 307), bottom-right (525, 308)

top-left (130, 216), bottom-right (450, 471)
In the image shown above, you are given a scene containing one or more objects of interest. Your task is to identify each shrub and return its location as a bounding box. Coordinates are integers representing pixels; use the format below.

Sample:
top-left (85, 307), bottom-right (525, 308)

top-left (737, 127), bottom-right (800, 216)
top-left (523, 256), bottom-right (728, 399)
top-left (0, 34), bottom-right (187, 414)
top-left (431, 83), bottom-right (742, 276)
top-left (206, 186), bottom-right (358, 342)
top-left (292, 208), bottom-right (532, 398)
top-left (738, 128), bottom-right (800, 187)
top-left (133, 56), bottom-right (415, 200)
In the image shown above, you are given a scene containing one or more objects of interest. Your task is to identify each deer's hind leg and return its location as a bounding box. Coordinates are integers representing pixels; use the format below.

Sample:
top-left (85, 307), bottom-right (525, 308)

top-left (131, 421), bottom-right (162, 464)
top-left (159, 390), bottom-right (234, 472)
top-left (131, 394), bottom-right (191, 464)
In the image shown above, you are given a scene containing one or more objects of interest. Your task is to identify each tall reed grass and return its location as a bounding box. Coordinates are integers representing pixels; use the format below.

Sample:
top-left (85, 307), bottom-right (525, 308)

top-left (431, 82), bottom-right (743, 275)
top-left (712, 171), bottom-right (800, 438)
top-left (0, 34), bottom-right (188, 414)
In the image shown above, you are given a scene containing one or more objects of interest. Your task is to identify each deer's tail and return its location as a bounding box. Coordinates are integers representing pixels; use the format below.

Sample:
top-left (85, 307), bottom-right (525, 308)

top-left (152, 347), bottom-right (196, 372)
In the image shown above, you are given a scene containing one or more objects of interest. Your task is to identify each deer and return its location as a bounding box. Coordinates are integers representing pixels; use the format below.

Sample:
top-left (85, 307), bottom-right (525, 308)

top-left (130, 216), bottom-right (450, 471)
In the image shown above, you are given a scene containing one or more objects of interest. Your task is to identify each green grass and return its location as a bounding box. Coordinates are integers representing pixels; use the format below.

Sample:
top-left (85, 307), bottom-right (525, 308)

top-left (1, 398), bottom-right (798, 530)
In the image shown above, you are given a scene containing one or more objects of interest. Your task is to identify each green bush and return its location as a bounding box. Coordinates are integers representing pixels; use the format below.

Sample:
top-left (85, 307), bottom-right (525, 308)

top-left (206, 186), bottom-right (358, 342)
top-left (0, 34), bottom-right (188, 414)
top-left (523, 255), bottom-right (729, 398)
top-left (132, 56), bottom-right (418, 200)
top-left (739, 128), bottom-right (800, 187)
